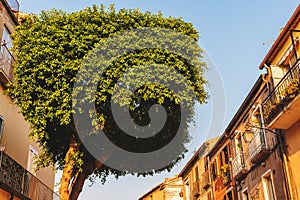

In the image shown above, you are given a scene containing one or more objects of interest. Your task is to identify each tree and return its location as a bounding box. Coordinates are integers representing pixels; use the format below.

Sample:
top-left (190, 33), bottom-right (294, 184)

top-left (8, 5), bottom-right (207, 200)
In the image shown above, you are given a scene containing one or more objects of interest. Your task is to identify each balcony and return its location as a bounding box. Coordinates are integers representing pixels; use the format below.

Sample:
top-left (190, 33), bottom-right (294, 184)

top-left (248, 129), bottom-right (269, 163)
top-left (0, 151), bottom-right (59, 200)
top-left (201, 170), bottom-right (210, 189)
top-left (192, 179), bottom-right (201, 197)
top-left (263, 59), bottom-right (300, 129)
top-left (232, 152), bottom-right (247, 180)
top-left (0, 45), bottom-right (15, 84)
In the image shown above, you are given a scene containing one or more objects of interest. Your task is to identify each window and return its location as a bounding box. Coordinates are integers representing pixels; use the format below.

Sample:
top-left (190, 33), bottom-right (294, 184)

top-left (1, 26), bottom-right (12, 65)
top-left (27, 145), bottom-right (38, 175)
top-left (227, 190), bottom-right (233, 200)
top-left (252, 106), bottom-right (264, 130)
top-left (184, 180), bottom-right (190, 200)
top-left (211, 161), bottom-right (217, 180)
top-left (195, 165), bottom-right (199, 181)
top-left (0, 25), bottom-right (13, 77)
top-left (262, 170), bottom-right (276, 200)
top-left (207, 192), bottom-right (212, 200)
top-left (0, 116), bottom-right (3, 139)
top-left (220, 146), bottom-right (230, 173)
top-left (235, 132), bottom-right (244, 153)
top-left (1, 26), bottom-right (12, 49)
top-left (220, 146), bottom-right (229, 166)
top-left (204, 157), bottom-right (209, 171)
top-left (278, 42), bottom-right (298, 69)
top-left (242, 188), bottom-right (249, 200)
top-left (252, 106), bottom-right (267, 145)
top-left (223, 190), bottom-right (233, 200)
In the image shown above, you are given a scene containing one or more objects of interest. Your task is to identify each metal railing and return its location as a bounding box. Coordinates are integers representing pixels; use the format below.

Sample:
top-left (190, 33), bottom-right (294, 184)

top-left (232, 151), bottom-right (246, 177)
top-left (263, 59), bottom-right (300, 125)
top-left (248, 128), bottom-right (268, 161)
top-left (0, 151), bottom-right (59, 200)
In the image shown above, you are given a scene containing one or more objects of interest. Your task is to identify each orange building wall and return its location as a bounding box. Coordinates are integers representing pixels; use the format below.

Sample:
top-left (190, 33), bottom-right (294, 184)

top-left (0, 84), bottom-right (55, 189)
top-left (286, 119), bottom-right (300, 197)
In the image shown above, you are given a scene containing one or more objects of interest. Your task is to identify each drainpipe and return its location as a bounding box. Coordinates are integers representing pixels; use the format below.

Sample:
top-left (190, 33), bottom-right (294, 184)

top-left (277, 130), bottom-right (294, 200)
top-left (263, 64), bottom-right (272, 77)
top-left (9, 193), bottom-right (14, 200)
top-left (262, 64), bottom-right (274, 92)
top-left (282, 152), bottom-right (295, 200)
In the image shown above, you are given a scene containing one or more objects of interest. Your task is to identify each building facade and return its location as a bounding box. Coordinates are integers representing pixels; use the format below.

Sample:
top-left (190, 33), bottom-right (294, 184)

top-left (206, 135), bottom-right (235, 200)
top-left (179, 138), bottom-right (219, 200)
top-left (138, 176), bottom-right (184, 200)
top-left (226, 76), bottom-right (287, 200)
top-left (0, 0), bottom-right (58, 199)
top-left (259, 4), bottom-right (300, 199)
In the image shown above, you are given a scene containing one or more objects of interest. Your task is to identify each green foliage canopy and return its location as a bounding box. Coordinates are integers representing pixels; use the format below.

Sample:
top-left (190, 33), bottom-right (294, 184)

top-left (8, 5), bottom-right (208, 180)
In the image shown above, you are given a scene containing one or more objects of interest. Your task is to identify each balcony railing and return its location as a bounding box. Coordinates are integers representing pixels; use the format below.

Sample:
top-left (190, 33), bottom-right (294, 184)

top-left (263, 59), bottom-right (300, 126)
top-left (0, 151), bottom-right (59, 200)
top-left (201, 170), bottom-right (210, 189)
top-left (248, 128), bottom-right (269, 162)
top-left (0, 45), bottom-right (15, 84)
top-left (232, 151), bottom-right (247, 180)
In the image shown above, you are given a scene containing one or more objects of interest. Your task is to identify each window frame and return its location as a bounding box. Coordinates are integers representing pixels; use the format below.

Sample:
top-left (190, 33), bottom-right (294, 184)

top-left (194, 165), bottom-right (199, 181)
top-left (235, 131), bottom-right (244, 153)
top-left (184, 179), bottom-right (190, 200)
top-left (1, 24), bottom-right (13, 60)
top-left (0, 115), bottom-right (3, 140)
top-left (242, 187), bottom-right (249, 200)
top-left (210, 160), bottom-right (217, 180)
top-left (251, 105), bottom-right (267, 145)
top-left (225, 188), bottom-right (233, 200)
top-left (27, 145), bottom-right (38, 175)
top-left (251, 105), bottom-right (265, 129)
top-left (262, 169), bottom-right (277, 200)
top-left (204, 156), bottom-right (209, 171)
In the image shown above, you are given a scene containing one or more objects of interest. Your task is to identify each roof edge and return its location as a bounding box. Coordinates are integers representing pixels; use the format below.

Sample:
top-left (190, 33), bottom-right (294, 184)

top-left (259, 4), bottom-right (300, 69)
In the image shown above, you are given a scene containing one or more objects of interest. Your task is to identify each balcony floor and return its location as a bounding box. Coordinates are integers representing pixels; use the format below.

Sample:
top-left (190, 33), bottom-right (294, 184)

top-left (234, 169), bottom-right (248, 181)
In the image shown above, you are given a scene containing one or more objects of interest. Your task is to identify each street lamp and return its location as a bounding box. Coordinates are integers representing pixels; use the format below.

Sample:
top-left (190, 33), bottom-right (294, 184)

top-left (242, 124), bottom-right (278, 143)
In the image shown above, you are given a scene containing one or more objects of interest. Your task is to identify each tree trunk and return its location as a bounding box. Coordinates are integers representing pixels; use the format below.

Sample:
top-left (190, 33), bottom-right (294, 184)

top-left (58, 136), bottom-right (110, 200)
top-left (69, 160), bottom-right (103, 200)
top-left (59, 137), bottom-right (79, 200)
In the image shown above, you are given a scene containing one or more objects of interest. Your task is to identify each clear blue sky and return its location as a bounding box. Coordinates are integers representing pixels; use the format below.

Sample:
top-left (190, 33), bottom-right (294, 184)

top-left (17, 1), bottom-right (299, 199)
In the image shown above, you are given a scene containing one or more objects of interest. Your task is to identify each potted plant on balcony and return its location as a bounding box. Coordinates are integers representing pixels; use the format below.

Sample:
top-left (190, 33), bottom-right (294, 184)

top-left (220, 164), bottom-right (230, 185)
top-left (263, 101), bottom-right (275, 121)
top-left (282, 79), bottom-right (300, 105)
top-left (263, 79), bottom-right (300, 124)
top-left (220, 164), bottom-right (229, 174)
